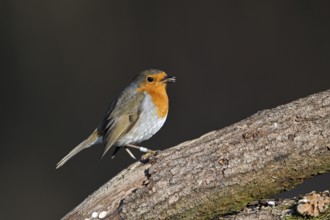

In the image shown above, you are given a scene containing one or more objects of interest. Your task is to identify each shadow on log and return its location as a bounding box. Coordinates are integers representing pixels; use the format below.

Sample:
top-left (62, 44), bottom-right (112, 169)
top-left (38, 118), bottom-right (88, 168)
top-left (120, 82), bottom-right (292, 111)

top-left (62, 90), bottom-right (330, 220)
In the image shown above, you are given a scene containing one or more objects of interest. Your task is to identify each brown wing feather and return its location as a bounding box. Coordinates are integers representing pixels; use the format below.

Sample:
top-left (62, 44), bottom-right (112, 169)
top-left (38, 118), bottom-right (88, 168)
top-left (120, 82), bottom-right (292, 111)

top-left (101, 90), bottom-right (145, 158)
top-left (101, 115), bottom-right (133, 158)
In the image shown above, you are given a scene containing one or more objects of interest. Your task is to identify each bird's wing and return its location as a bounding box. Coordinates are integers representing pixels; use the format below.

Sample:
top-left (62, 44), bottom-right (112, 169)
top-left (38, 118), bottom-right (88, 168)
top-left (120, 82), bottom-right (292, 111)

top-left (100, 90), bottom-right (145, 158)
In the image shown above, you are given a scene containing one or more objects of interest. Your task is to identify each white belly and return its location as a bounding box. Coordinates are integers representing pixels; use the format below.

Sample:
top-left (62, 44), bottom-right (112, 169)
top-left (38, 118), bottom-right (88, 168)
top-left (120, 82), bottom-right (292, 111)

top-left (115, 93), bottom-right (167, 146)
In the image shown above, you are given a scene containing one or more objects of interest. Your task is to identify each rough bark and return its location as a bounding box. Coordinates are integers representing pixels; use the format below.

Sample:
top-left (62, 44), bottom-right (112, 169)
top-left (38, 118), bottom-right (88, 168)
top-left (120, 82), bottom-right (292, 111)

top-left (62, 90), bottom-right (330, 220)
top-left (217, 190), bottom-right (330, 219)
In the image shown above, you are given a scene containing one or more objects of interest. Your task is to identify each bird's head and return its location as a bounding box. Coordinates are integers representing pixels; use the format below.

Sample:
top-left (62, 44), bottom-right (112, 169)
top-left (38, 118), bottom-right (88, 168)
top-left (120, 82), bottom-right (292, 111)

top-left (135, 69), bottom-right (176, 89)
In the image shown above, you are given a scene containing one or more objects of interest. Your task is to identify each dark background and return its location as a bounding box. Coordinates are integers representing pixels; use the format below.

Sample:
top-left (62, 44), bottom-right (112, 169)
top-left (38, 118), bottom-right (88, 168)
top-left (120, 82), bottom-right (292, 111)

top-left (1, 1), bottom-right (330, 219)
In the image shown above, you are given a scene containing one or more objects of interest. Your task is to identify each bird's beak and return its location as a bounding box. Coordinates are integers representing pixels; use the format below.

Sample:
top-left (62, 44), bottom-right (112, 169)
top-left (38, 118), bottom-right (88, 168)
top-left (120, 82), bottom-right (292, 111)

top-left (162, 75), bottom-right (176, 83)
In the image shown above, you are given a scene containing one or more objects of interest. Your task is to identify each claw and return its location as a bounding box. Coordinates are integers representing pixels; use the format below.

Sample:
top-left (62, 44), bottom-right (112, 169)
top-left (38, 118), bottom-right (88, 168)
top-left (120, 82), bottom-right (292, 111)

top-left (140, 150), bottom-right (159, 163)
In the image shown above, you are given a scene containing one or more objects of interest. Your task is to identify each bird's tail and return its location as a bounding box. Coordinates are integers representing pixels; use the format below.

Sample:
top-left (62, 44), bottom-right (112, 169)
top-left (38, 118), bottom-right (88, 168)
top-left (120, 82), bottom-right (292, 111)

top-left (56, 129), bottom-right (102, 169)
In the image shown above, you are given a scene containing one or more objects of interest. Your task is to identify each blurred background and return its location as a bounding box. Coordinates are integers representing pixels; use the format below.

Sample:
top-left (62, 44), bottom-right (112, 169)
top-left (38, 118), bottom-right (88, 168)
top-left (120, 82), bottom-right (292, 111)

top-left (1, 1), bottom-right (330, 219)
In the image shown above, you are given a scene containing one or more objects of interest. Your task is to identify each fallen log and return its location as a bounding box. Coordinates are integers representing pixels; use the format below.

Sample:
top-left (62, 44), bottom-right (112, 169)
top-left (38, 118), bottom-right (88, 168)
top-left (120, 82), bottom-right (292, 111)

top-left (62, 89), bottom-right (330, 220)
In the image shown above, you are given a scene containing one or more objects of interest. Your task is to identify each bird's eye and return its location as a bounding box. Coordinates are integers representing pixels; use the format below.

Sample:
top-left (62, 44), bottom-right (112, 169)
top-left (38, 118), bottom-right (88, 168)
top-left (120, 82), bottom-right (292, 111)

top-left (147, 77), bottom-right (154, 82)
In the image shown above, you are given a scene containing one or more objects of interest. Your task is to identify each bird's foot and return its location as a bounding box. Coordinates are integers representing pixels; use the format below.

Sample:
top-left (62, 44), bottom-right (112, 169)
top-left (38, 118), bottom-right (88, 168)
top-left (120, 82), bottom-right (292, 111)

top-left (140, 150), bottom-right (159, 164)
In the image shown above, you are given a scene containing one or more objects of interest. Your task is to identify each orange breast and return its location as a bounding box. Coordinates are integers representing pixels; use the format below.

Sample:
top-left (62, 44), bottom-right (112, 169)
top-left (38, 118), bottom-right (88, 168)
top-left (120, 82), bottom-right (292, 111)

top-left (137, 83), bottom-right (169, 118)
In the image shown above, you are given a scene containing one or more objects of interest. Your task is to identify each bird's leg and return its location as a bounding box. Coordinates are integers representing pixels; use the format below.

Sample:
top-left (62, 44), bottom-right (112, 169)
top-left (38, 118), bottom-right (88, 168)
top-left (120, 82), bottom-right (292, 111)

top-left (126, 144), bottom-right (159, 162)
top-left (124, 147), bottom-right (137, 160)
top-left (126, 144), bottom-right (156, 154)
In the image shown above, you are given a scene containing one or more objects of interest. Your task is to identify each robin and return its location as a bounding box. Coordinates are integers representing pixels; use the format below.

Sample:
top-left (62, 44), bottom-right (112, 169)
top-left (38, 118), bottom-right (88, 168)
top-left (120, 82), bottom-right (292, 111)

top-left (56, 69), bottom-right (175, 169)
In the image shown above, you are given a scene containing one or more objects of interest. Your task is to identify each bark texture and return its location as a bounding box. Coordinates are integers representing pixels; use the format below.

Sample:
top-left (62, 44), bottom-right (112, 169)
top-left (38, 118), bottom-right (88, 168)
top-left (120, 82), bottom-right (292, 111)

top-left (217, 191), bottom-right (330, 219)
top-left (62, 90), bottom-right (330, 220)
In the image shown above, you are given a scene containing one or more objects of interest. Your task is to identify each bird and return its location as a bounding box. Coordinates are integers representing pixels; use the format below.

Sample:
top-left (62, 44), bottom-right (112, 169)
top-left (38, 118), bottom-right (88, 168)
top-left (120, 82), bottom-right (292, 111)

top-left (56, 69), bottom-right (175, 169)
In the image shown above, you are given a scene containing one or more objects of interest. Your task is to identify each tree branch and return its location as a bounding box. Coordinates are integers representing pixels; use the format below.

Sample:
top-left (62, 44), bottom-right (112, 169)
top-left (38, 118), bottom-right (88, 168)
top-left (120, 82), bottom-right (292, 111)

top-left (62, 90), bottom-right (330, 220)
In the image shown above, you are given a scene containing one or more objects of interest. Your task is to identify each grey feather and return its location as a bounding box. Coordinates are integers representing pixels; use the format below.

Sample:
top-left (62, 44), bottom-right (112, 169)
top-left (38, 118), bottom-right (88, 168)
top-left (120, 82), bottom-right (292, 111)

top-left (56, 129), bottom-right (100, 169)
